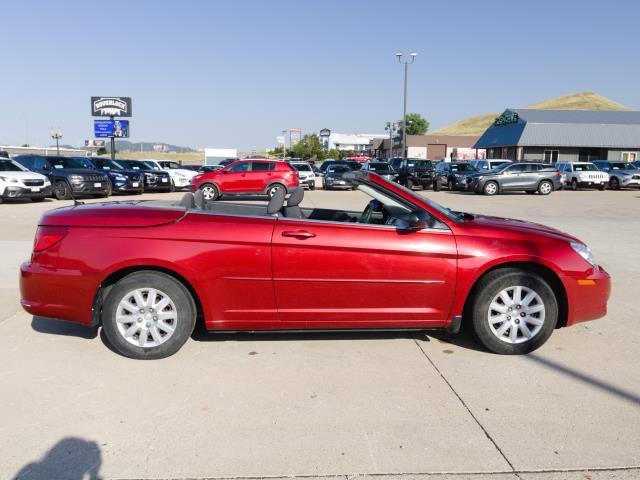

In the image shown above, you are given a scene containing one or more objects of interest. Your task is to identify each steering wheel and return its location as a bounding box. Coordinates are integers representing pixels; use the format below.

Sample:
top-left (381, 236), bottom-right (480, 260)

top-left (359, 202), bottom-right (373, 224)
top-left (359, 199), bottom-right (385, 224)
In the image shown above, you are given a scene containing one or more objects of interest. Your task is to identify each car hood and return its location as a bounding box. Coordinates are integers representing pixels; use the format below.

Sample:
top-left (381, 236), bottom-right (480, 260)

top-left (51, 168), bottom-right (107, 176)
top-left (39, 201), bottom-right (187, 228)
top-left (613, 170), bottom-right (640, 176)
top-left (463, 214), bottom-right (580, 243)
top-left (0, 171), bottom-right (49, 181)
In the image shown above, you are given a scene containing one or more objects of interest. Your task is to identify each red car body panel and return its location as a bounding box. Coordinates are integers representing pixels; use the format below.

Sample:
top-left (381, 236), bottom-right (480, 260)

top-left (191, 159), bottom-right (299, 195)
top-left (20, 174), bottom-right (611, 334)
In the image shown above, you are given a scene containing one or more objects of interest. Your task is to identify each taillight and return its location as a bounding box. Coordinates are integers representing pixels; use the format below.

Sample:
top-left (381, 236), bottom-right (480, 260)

top-left (33, 226), bottom-right (68, 252)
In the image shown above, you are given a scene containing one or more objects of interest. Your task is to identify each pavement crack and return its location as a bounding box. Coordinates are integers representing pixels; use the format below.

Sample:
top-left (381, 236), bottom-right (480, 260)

top-left (413, 338), bottom-right (520, 478)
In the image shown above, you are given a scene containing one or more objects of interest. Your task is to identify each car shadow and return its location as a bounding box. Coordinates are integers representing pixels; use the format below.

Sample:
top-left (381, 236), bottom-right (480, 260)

top-left (0, 198), bottom-right (55, 205)
top-left (31, 316), bottom-right (98, 339)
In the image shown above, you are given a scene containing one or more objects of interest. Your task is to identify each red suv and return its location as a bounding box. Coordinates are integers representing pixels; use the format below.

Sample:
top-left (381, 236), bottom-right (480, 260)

top-left (191, 159), bottom-right (299, 200)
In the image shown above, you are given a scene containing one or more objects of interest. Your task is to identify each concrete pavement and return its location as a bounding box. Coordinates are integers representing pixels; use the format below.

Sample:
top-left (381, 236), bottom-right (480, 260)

top-left (0, 189), bottom-right (639, 480)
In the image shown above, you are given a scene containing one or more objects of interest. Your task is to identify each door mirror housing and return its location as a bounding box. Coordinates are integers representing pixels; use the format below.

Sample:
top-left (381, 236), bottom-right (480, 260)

top-left (398, 213), bottom-right (426, 231)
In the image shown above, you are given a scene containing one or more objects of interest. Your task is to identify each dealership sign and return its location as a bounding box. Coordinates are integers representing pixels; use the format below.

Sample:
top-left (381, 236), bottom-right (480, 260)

top-left (493, 111), bottom-right (519, 127)
top-left (91, 96), bottom-right (132, 117)
top-left (94, 120), bottom-right (130, 138)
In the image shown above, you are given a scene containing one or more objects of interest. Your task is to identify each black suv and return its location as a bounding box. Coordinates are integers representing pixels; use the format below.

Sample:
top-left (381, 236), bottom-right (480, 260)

top-left (117, 160), bottom-right (173, 192)
top-left (13, 155), bottom-right (110, 200)
top-left (432, 161), bottom-right (477, 191)
top-left (83, 158), bottom-right (145, 195)
top-left (389, 158), bottom-right (435, 189)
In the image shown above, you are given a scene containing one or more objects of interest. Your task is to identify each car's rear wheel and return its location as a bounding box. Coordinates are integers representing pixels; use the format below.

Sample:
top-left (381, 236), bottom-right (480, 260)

top-left (470, 268), bottom-right (557, 355)
top-left (433, 178), bottom-right (442, 191)
top-left (609, 177), bottom-right (620, 190)
top-left (406, 179), bottom-right (414, 190)
top-left (101, 271), bottom-right (196, 359)
top-left (199, 183), bottom-right (219, 201)
top-left (483, 181), bottom-right (498, 196)
top-left (267, 183), bottom-right (285, 198)
top-left (538, 180), bottom-right (553, 195)
top-left (54, 180), bottom-right (72, 200)
top-left (570, 178), bottom-right (578, 191)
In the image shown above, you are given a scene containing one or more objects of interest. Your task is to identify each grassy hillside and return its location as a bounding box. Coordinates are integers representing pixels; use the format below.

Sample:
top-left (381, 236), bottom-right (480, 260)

top-left (430, 92), bottom-right (630, 136)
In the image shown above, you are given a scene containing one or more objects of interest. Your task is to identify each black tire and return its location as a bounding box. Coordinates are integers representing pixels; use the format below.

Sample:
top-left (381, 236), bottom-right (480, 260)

top-left (433, 178), bottom-right (442, 191)
top-left (101, 271), bottom-right (197, 360)
top-left (406, 179), bottom-right (414, 190)
top-left (609, 177), bottom-right (620, 190)
top-left (31, 197), bottom-right (45, 202)
top-left (267, 183), bottom-right (286, 198)
top-left (97, 182), bottom-right (112, 198)
top-left (598, 184), bottom-right (606, 191)
top-left (483, 181), bottom-right (499, 196)
top-left (538, 180), bottom-right (553, 195)
top-left (169, 181), bottom-right (176, 192)
top-left (525, 190), bottom-right (536, 195)
top-left (309, 183), bottom-right (315, 191)
top-left (469, 268), bottom-right (558, 355)
top-left (199, 183), bottom-right (219, 201)
top-left (570, 178), bottom-right (578, 191)
top-left (54, 180), bottom-right (72, 200)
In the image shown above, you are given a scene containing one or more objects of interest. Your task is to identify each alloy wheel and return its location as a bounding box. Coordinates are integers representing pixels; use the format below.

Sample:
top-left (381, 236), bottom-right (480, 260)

top-left (487, 285), bottom-right (545, 344)
top-left (201, 185), bottom-right (217, 200)
top-left (268, 185), bottom-right (283, 197)
top-left (115, 288), bottom-right (178, 348)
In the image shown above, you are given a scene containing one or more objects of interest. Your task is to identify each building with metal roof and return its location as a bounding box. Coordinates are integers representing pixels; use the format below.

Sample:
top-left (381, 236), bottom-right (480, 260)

top-left (474, 109), bottom-right (640, 163)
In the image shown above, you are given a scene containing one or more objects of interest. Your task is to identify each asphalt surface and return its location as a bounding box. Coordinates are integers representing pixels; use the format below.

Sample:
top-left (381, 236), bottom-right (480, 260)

top-left (0, 187), bottom-right (639, 480)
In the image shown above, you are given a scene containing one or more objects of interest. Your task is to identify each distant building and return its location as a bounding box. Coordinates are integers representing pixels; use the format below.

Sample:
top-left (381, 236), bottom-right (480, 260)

top-left (374, 135), bottom-right (485, 160)
top-left (0, 145), bottom-right (89, 157)
top-left (322, 132), bottom-right (387, 154)
top-left (475, 109), bottom-right (640, 163)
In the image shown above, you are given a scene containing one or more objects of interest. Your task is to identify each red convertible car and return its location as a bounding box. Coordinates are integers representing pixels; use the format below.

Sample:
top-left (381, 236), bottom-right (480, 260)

top-left (20, 172), bottom-right (610, 359)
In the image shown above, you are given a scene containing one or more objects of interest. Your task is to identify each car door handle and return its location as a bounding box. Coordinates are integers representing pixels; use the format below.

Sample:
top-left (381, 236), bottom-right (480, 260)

top-left (281, 230), bottom-right (316, 239)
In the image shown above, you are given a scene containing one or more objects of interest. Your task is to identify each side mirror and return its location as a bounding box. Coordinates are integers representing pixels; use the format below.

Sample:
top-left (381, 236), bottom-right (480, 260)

top-left (399, 213), bottom-right (425, 231)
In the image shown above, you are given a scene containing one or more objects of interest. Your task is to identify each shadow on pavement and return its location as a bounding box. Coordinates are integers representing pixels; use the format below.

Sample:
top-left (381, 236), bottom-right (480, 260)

top-left (31, 316), bottom-right (98, 339)
top-left (12, 437), bottom-right (102, 480)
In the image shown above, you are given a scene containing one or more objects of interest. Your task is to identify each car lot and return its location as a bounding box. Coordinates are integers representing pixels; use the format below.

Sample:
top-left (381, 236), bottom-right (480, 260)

top-left (0, 189), bottom-right (639, 479)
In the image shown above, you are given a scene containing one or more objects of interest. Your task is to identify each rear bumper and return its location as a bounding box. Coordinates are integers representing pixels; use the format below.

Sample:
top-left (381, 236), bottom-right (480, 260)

top-left (20, 261), bottom-right (96, 326)
top-left (2, 186), bottom-right (51, 199)
top-left (562, 266), bottom-right (611, 326)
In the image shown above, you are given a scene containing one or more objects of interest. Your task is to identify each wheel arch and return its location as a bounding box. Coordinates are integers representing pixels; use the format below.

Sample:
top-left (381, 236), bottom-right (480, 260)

top-left (461, 261), bottom-right (568, 330)
top-left (91, 265), bottom-right (205, 327)
top-left (264, 181), bottom-right (288, 194)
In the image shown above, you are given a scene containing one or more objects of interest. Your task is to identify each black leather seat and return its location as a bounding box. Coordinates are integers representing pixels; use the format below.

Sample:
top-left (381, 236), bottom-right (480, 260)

top-left (267, 188), bottom-right (286, 215)
top-left (193, 189), bottom-right (205, 209)
top-left (283, 188), bottom-right (304, 218)
top-left (177, 193), bottom-right (196, 209)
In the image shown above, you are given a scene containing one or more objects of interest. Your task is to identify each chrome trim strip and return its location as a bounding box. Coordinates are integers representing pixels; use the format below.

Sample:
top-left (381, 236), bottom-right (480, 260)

top-left (274, 278), bottom-right (444, 284)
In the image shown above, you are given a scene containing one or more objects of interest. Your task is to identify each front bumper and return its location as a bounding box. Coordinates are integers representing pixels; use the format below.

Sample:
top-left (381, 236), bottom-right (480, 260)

top-left (172, 177), bottom-right (192, 189)
top-left (325, 180), bottom-right (352, 189)
top-left (2, 185), bottom-right (52, 199)
top-left (70, 181), bottom-right (109, 195)
top-left (621, 178), bottom-right (640, 187)
top-left (562, 266), bottom-right (611, 326)
top-left (145, 177), bottom-right (172, 190)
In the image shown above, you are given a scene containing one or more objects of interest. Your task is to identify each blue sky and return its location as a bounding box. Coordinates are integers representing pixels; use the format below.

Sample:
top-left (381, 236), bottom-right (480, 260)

top-left (1, 0), bottom-right (639, 151)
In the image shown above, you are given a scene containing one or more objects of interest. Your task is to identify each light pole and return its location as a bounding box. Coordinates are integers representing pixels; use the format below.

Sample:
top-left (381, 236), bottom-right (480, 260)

top-left (50, 128), bottom-right (63, 156)
top-left (385, 121), bottom-right (398, 159)
top-left (395, 51), bottom-right (416, 157)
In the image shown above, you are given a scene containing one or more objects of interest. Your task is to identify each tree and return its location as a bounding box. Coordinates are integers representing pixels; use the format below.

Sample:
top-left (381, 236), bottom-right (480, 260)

top-left (398, 113), bottom-right (429, 136)
top-left (291, 134), bottom-right (326, 161)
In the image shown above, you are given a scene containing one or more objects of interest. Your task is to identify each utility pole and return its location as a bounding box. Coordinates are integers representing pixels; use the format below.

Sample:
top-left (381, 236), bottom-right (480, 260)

top-left (385, 121), bottom-right (397, 159)
top-left (395, 51), bottom-right (417, 157)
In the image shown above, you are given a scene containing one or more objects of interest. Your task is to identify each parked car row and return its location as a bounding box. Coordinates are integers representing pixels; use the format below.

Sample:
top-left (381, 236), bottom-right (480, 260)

top-left (0, 154), bottom-right (199, 202)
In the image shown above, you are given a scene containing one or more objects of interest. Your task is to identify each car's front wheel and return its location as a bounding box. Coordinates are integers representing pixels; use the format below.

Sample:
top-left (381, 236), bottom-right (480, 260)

top-left (433, 178), bottom-right (442, 191)
top-left (101, 271), bottom-right (197, 359)
top-left (570, 178), bottom-right (579, 191)
top-left (609, 177), bottom-right (620, 190)
top-left (470, 268), bottom-right (557, 355)
top-left (483, 181), bottom-right (499, 196)
top-left (199, 183), bottom-right (219, 201)
top-left (54, 180), bottom-right (72, 200)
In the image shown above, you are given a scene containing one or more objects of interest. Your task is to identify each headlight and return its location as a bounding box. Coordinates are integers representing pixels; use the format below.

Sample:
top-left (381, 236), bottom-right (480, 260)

top-left (69, 174), bottom-right (84, 182)
top-left (570, 242), bottom-right (597, 267)
top-left (0, 176), bottom-right (19, 183)
top-left (114, 175), bottom-right (127, 181)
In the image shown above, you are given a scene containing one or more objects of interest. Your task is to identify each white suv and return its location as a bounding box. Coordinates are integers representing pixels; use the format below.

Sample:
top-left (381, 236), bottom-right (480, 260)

top-left (289, 161), bottom-right (316, 190)
top-left (0, 157), bottom-right (51, 202)
top-left (145, 160), bottom-right (197, 190)
top-left (556, 162), bottom-right (609, 190)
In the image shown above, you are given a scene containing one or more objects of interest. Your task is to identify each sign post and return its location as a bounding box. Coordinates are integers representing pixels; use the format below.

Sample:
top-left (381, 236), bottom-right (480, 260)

top-left (91, 96), bottom-right (132, 161)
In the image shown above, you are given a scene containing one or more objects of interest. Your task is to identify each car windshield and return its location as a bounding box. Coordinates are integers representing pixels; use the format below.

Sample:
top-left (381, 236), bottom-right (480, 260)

top-left (450, 163), bottom-right (475, 172)
top-left (49, 157), bottom-right (89, 169)
top-left (292, 163), bottom-right (312, 171)
top-left (391, 180), bottom-right (464, 222)
top-left (120, 161), bottom-right (152, 171)
top-left (490, 163), bottom-right (512, 173)
top-left (96, 159), bottom-right (125, 170)
top-left (367, 163), bottom-right (392, 172)
top-left (610, 162), bottom-right (636, 170)
top-left (162, 162), bottom-right (182, 169)
top-left (328, 165), bottom-right (350, 174)
top-left (143, 161), bottom-right (162, 171)
top-left (573, 164), bottom-right (598, 171)
top-left (0, 159), bottom-right (25, 171)
top-left (490, 161), bottom-right (511, 168)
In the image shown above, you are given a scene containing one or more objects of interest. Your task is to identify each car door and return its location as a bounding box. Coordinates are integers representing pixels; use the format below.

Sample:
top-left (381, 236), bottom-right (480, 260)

top-left (499, 164), bottom-right (527, 190)
top-left (221, 161), bottom-right (251, 192)
top-left (271, 218), bottom-right (457, 328)
top-left (250, 161), bottom-right (274, 191)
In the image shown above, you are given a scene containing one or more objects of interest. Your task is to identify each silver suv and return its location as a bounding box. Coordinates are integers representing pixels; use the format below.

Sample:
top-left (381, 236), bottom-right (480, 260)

top-left (467, 162), bottom-right (563, 196)
top-left (593, 161), bottom-right (640, 190)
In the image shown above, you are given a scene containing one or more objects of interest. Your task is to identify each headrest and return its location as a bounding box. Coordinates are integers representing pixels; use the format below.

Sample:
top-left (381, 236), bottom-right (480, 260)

top-left (193, 189), bottom-right (205, 209)
top-left (287, 188), bottom-right (304, 207)
top-left (177, 193), bottom-right (196, 209)
top-left (267, 187), bottom-right (286, 214)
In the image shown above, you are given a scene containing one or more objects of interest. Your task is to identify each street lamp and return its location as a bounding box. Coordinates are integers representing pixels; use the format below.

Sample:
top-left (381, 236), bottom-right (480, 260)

top-left (50, 128), bottom-right (63, 156)
top-left (396, 51), bottom-right (417, 157)
top-left (385, 121), bottom-right (398, 159)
